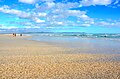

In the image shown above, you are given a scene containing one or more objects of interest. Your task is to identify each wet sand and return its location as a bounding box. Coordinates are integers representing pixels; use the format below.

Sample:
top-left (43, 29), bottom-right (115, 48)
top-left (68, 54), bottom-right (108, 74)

top-left (0, 34), bottom-right (120, 79)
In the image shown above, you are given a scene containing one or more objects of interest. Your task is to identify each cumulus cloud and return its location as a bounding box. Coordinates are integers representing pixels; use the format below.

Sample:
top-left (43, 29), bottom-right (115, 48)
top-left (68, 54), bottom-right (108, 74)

top-left (0, 2), bottom-right (93, 26)
top-left (94, 19), bottom-right (120, 27)
top-left (19, 0), bottom-right (55, 4)
top-left (97, 21), bottom-right (111, 26)
top-left (0, 25), bottom-right (18, 29)
top-left (55, 2), bottom-right (79, 9)
top-left (0, 5), bottom-right (46, 24)
top-left (51, 9), bottom-right (92, 21)
top-left (0, 5), bottom-right (30, 18)
top-left (46, 2), bottom-right (55, 8)
top-left (113, 0), bottom-right (120, 5)
top-left (38, 13), bottom-right (47, 17)
top-left (19, 0), bottom-right (38, 4)
top-left (0, 2), bottom-right (94, 27)
top-left (33, 17), bottom-right (45, 23)
top-left (80, 0), bottom-right (112, 6)
top-left (0, 1), bottom-right (119, 29)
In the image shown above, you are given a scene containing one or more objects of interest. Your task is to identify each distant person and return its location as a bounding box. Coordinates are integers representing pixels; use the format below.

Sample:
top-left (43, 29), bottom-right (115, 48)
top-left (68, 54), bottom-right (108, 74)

top-left (13, 33), bottom-right (15, 36)
top-left (20, 34), bottom-right (22, 36)
top-left (13, 33), bottom-right (16, 37)
top-left (14, 33), bottom-right (16, 37)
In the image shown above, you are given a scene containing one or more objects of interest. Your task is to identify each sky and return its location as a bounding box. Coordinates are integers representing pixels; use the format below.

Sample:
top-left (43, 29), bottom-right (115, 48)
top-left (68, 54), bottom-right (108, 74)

top-left (0, 0), bottom-right (120, 33)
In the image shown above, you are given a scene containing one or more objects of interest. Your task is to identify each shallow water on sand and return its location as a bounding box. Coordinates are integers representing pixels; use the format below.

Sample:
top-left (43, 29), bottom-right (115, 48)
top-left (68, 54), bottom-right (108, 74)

top-left (28, 34), bottom-right (120, 54)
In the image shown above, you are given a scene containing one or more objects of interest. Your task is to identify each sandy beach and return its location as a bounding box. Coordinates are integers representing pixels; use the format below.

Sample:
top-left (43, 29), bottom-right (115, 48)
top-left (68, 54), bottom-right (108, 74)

top-left (0, 34), bottom-right (120, 79)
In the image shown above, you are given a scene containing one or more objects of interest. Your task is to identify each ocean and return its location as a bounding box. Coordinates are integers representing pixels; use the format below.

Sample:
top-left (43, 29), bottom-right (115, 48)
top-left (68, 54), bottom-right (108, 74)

top-left (26, 32), bottom-right (120, 54)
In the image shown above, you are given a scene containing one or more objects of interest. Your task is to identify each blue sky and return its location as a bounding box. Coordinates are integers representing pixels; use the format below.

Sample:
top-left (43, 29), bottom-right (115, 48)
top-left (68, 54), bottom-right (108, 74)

top-left (0, 0), bottom-right (120, 33)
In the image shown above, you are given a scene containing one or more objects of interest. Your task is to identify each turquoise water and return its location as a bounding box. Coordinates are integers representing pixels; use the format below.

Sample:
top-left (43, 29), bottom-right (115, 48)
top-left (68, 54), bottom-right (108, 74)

top-left (26, 32), bottom-right (120, 38)
top-left (26, 32), bottom-right (120, 54)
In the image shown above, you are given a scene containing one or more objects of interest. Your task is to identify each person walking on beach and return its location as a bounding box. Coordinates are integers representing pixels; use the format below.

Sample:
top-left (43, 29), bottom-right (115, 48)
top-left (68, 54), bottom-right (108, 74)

top-left (20, 34), bottom-right (22, 36)
top-left (13, 33), bottom-right (14, 36)
top-left (13, 33), bottom-right (16, 37)
top-left (14, 33), bottom-right (16, 37)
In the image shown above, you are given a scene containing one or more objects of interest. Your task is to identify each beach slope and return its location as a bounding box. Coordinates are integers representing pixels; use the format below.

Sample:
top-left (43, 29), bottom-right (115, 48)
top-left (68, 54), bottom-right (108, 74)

top-left (0, 34), bottom-right (120, 79)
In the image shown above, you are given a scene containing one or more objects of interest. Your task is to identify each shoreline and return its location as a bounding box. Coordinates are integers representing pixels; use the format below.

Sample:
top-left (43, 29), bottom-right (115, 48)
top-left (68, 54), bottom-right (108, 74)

top-left (0, 34), bottom-right (120, 79)
top-left (27, 34), bottom-right (120, 54)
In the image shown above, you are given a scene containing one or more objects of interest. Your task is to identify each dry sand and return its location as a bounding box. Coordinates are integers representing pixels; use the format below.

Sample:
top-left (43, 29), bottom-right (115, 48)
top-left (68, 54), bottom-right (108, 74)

top-left (0, 34), bottom-right (120, 79)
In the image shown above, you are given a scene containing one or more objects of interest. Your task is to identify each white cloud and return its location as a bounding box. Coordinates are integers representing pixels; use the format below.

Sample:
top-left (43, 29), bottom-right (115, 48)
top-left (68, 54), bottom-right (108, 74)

top-left (19, 0), bottom-right (38, 4)
top-left (97, 21), bottom-right (110, 26)
top-left (82, 23), bottom-right (91, 27)
top-left (0, 25), bottom-right (18, 29)
top-left (67, 10), bottom-right (86, 15)
top-left (57, 22), bottom-right (63, 25)
top-left (38, 13), bottom-right (47, 17)
top-left (0, 2), bottom-right (94, 27)
top-left (46, 2), bottom-right (55, 8)
top-left (56, 2), bottom-right (79, 9)
top-left (35, 3), bottom-right (40, 8)
top-left (41, 0), bottom-right (55, 2)
top-left (25, 26), bottom-right (40, 28)
top-left (113, 0), bottom-right (119, 5)
top-left (0, 5), bottom-right (30, 18)
top-left (0, 1), bottom-right (119, 28)
top-left (19, 0), bottom-right (55, 4)
top-left (33, 17), bottom-right (45, 23)
top-left (38, 2), bottom-right (94, 27)
top-left (0, 5), bottom-right (46, 24)
top-left (95, 20), bottom-right (120, 27)
top-left (52, 9), bottom-right (91, 21)
top-left (66, 10), bottom-right (93, 21)
top-left (80, 0), bottom-right (112, 6)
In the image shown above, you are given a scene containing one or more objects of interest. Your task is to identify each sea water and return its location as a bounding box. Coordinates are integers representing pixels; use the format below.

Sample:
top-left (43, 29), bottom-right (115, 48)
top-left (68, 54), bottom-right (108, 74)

top-left (26, 32), bottom-right (120, 54)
